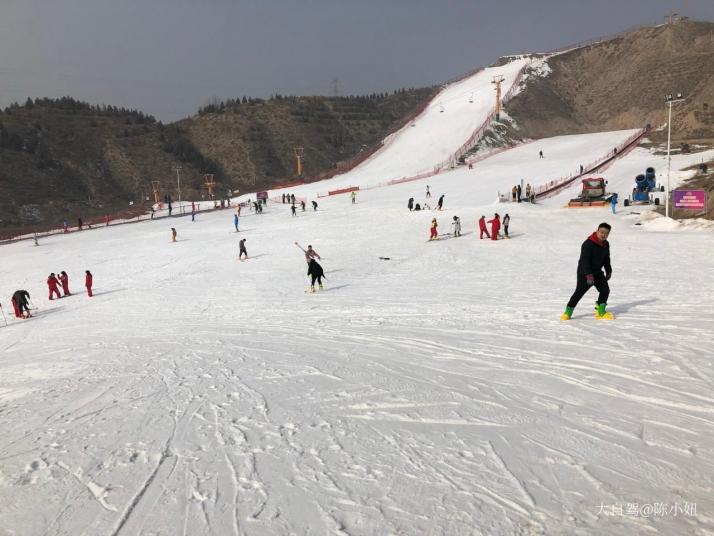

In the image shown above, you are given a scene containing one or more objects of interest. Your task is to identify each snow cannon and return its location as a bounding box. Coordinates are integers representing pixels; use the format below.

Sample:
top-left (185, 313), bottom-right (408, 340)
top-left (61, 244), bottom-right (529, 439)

top-left (624, 167), bottom-right (664, 206)
top-left (568, 177), bottom-right (610, 207)
top-left (633, 174), bottom-right (650, 202)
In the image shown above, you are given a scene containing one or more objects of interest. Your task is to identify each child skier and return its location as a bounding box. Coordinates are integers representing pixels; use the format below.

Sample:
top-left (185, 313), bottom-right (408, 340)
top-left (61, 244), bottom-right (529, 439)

top-left (238, 238), bottom-right (248, 260)
top-left (307, 258), bottom-right (325, 292)
top-left (171, 228), bottom-right (177, 242)
top-left (312, 200), bottom-right (318, 211)
top-left (58, 271), bottom-right (71, 296)
top-left (407, 198), bottom-right (414, 211)
top-left (291, 204), bottom-right (297, 216)
top-left (85, 270), bottom-right (93, 297)
top-left (350, 191), bottom-right (356, 204)
top-left (301, 200), bottom-right (306, 211)
top-left (487, 213), bottom-right (501, 240)
top-left (452, 216), bottom-right (461, 237)
top-left (429, 218), bottom-right (438, 240)
top-left (437, 195), bottom-right (444, 211)
top-left (234, 213), bottom-right (240, 232)
top-left (561, 222), bottom-right (614, 321)
top-left (426, 185), bottom-right (431, 198)
top-left (503, 214), bottom-right (511, 238)
top-left (610, 193), bottom-right (618, 214)
top-left (47, 273), bottom-right (62, 300)
top-left (478, 216), bottom-right (490, 239)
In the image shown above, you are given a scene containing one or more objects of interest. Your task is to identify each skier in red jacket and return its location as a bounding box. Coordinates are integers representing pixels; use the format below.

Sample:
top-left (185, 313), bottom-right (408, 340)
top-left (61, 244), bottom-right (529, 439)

top-left (487, 213), bottom-right (501, 240)
top-left (478, 216), bottom-right (490, 239)
top-left (58, 271), bottom-right (71, 296)
top-left (47, 273), bottom-right (62, 300)
top-left (85, 270), bottom-right (93, 297)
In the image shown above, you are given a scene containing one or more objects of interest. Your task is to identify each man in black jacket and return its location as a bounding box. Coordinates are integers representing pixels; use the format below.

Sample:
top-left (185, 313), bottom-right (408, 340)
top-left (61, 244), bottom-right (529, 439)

top-left (307, 259), bottom-right (324, 293)
top-left (561, 222), bottom-right (614, 320)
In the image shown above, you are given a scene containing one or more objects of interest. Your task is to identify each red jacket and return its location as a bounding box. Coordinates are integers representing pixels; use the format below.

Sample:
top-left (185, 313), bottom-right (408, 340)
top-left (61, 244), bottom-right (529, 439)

top-left (47, 275), bottom-right (60, 289)
top-left (85, 273), bottom-right (93, 288)
top-left (488, 217), bottom-right (501, 232)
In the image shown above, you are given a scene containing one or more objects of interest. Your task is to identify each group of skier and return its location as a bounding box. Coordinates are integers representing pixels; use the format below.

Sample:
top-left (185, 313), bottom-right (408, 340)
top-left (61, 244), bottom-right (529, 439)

top-left (5, 270), bottom-right (93, 322)
top-left (46, 271), bottom-right (93, 300)
top-left (429, 213), bottom-right (510, 241)
top-left (476, 213), bottom-right (510, 240)
top-left (290, 198), bottom-right (319, 216)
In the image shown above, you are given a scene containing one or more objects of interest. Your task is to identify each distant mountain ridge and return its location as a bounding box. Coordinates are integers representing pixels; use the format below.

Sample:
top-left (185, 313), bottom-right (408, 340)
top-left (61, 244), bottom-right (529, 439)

top-left (506, 20), bottom-right (714, 142)
top-left (0, 89), bottom-right (434, 234)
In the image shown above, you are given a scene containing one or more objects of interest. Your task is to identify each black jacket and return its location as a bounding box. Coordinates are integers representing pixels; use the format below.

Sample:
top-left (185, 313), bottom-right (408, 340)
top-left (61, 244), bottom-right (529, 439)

top-left (577, 233), bottom-right (612, 277)
top-left (12, 290), bottom-right (30, 306)
top-left (307, 260), bottom-right (324, 277)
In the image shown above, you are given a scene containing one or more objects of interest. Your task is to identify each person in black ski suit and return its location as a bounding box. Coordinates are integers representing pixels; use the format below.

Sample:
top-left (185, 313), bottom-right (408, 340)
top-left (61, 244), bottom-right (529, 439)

top-left (11, 290), bottom-right (31, 318)
top-left (407, 197), bottom-right (414, 211)
top-left (307, 258), bottom-right (324, 292)
top-left (561, 222), bottom-right (613, 320)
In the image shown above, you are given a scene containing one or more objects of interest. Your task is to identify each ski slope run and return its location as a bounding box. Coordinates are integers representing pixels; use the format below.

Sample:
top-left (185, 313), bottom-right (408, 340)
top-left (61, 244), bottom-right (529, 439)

top-left (1, 129), bottom-right (713, 535)
top-left (309, 56), bottom-right (530, 192)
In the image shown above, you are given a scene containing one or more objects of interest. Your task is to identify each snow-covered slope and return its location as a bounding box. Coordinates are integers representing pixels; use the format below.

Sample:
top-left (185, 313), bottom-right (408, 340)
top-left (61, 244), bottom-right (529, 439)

top-left (280, 57), bottom-right (531, 195)
top-left (1, 131), bottom-right (713, 535)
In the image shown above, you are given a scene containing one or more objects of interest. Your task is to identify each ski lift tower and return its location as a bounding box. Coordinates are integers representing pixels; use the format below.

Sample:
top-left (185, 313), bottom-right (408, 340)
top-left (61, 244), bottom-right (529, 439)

top-left (664, 92), bottom-right (685, 218)
top-left (492, 75), bottom-right (506, 121)
top-left (293, 146), bottom-right (305, 178)
top-left (204, 174), bottom-right (216, 200)
top-left (151, 180), bottom-right (161, 205)
top-left (173, 164), bottom-right (183, 213)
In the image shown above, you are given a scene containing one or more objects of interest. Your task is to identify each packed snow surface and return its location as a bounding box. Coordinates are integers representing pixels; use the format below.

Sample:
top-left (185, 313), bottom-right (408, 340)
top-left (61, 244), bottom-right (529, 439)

top-left (1, 126), bottom-right (713, 535)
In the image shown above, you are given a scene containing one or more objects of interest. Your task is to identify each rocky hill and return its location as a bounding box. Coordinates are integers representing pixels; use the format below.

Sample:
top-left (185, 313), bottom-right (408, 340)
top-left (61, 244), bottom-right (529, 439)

top-left (506, 20), bottom-right (714, 143)
top-left (0, 90), bottom-right (434, 235)
top-left (179, 90), bottom-right (434, 189)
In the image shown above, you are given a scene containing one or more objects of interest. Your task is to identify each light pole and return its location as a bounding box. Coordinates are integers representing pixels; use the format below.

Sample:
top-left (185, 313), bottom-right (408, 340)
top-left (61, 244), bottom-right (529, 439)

top-left (664, 93), bottom-right (684, 218)
top-left (173, 164), bottom-right (183, 214)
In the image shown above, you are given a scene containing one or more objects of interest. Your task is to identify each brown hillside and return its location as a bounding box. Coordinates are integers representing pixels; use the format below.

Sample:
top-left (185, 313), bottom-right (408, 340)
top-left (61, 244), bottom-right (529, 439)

top-left (507, 20), bottom-right (714, 143)
top-left (0, 99), bottom-right (218, 234)
top-left (178, 91), bottom-right (435, 191)
top-left (0, 90), bottom-right (433, 235)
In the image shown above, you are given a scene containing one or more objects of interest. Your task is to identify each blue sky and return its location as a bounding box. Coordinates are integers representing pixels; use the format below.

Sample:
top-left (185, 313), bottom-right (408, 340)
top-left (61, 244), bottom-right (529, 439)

top-left (1, 0), bottom-right (712, 121)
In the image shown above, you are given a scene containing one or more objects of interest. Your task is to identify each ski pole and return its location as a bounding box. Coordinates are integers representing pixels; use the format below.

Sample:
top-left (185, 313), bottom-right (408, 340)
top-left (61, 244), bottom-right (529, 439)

top-left (0, 304), bottom-right (7, 327)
